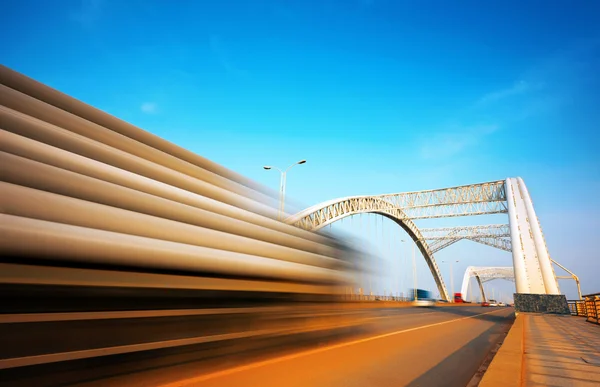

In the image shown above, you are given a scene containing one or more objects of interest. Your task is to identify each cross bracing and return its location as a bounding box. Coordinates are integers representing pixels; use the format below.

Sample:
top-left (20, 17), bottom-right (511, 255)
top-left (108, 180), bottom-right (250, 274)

top-left (420, 224), bottom-right (510, 240)
top-left (377, 180), bottom-right (506, 209)
top-left (289, 181), bottom-right (509, 226)
top-left (420, 225), bottom-right (511, 254)
top-left (469, 237), bottom-right (512, 252)
top-left (400, 201), bottom-right (508, 220)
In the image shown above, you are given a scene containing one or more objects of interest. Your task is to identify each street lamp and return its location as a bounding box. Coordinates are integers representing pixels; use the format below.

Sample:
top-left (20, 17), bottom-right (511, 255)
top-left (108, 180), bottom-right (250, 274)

top-left (442, 260), bottom-right (459, 302)
top-left (263, 160), bottom-right (306, 220)
top-left (401, 239), bottom-right (418, 301)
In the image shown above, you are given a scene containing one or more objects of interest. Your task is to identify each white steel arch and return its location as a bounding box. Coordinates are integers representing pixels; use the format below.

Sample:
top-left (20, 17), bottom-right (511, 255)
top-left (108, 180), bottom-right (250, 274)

top-left (287, 196), bottom-right (449, 301)
top-left (288, 177), bottom-right (560, 300)
top-left (460, 266), bottom-right (515, 302)
top-left (460, 266), bottom-right (515, 301)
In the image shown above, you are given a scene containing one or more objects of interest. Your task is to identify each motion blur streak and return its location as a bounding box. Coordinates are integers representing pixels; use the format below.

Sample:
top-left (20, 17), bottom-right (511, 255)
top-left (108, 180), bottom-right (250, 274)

top-left (0, 66), bottom-right (270, 199)
top-left (0, 65), bottom-right (365, 386)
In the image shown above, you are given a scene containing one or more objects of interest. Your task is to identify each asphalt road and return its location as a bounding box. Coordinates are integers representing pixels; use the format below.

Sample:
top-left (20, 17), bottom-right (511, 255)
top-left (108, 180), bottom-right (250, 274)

top-left (79, 306), bottom-right (514, 387)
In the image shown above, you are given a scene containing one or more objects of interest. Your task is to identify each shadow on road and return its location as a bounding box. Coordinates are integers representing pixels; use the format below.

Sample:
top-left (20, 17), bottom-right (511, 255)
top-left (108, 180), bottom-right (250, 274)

top-left (405, 309), bottom-right (514, 387)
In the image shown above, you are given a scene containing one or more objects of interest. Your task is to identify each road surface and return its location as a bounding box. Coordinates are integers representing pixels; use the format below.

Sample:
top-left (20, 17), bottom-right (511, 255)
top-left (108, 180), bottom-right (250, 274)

top-left (79, 306), bottom-right (514, 387)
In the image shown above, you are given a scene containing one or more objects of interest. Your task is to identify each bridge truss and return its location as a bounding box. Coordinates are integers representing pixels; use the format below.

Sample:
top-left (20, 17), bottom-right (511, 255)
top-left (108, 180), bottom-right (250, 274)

top-left (288, 178), bottom-right (561, 301)
top-left (420, 224), bottom-right (511, 254)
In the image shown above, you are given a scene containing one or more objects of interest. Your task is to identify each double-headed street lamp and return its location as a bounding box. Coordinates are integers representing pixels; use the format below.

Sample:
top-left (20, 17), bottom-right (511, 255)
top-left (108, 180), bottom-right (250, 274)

top-left (442, 260), bottom-right (459, 302)
top-left (263, 160), bottom-right (306, 221)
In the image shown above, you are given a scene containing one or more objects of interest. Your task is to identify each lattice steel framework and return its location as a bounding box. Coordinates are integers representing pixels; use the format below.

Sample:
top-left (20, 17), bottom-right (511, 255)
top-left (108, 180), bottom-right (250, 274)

top-left (378, 180), bottom-right (508, 219)
top-left (420, 225), bottom-right (512, 254)
top-left (290, 181), bottom-right (508, 227)
top-left (420, 224), bottom-right (510, 240)
top-left (288, 177), bottom-right (561, 300)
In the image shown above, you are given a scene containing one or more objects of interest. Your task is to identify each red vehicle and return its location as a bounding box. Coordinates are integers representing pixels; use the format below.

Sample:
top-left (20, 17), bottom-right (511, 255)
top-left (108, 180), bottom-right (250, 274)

top-left (454, 293), bottom-right (465, 303)
top-left (481, 301), bottom-right (490, 307)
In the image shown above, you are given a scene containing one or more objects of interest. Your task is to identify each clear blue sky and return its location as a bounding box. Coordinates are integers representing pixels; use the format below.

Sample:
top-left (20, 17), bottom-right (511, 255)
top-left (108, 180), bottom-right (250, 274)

top-left (2, 0), bottom-right (599, 298)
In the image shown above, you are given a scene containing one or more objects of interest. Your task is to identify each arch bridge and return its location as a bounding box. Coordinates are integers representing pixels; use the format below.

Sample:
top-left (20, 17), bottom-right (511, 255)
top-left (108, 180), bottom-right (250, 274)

top-left (287, 178), bottom-right (560, 302)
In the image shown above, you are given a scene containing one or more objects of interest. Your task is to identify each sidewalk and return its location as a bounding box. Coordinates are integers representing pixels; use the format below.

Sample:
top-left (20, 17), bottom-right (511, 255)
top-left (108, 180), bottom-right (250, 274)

top-left (480, 313), bottom-right (600, 387)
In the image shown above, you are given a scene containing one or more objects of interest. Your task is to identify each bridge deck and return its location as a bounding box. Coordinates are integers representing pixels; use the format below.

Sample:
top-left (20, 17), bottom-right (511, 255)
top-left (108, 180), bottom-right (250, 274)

top-left (481, 313), bottom-right (600, 387)
top-left (67, 306), bottom-right (514, 387)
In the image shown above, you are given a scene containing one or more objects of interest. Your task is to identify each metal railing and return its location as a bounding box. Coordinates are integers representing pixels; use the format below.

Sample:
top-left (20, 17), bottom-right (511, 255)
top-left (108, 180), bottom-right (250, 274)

top-left (568, 293), bottom-right (599, 325)
top-left (568, 300), bottom-right (586, 316)
top-left (584, 293), bottom-right (599, 324)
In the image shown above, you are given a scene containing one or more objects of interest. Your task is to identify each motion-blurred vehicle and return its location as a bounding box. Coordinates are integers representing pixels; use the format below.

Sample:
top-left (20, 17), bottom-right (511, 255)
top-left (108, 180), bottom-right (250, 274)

top-left (410, 289), bottom-right (434, 307)
top-left (488, 300), bottom-right (499, 307)
top-left (497, 301), bottom-right (506, 307)
top-left (413, 299), bottom-right (435, 307)
top-left (0, 66), bottom-right (374, 386)
top-left (481, 301), bottom-right (490, 307)
top-left (454, 292), bottom-right (466, 303)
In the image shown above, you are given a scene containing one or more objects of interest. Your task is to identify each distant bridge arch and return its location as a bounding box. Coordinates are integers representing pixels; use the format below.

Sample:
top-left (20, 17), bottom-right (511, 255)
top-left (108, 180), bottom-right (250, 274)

top-left (460, 266), bottom-right (515, 302)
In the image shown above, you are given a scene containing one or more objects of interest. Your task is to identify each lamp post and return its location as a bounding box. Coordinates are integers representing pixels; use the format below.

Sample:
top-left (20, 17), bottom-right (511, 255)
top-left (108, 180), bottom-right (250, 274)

top-left (442, 260), bottom-right (459, 302)
top-left (401, 239), bottom-right (418, 300)
top-left (263, 160), bottom-right (306, 221)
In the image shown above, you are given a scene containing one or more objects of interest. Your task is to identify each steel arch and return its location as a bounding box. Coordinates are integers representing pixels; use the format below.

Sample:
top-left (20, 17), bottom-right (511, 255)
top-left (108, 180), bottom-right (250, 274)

top-left (285, 196), bottom-right (450, 301)
top-left (460, 266), bottom-right (515, 302)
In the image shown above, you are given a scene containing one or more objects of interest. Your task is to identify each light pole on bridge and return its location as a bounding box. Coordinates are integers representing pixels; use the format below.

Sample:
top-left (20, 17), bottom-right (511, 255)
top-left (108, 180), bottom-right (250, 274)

top-left (263, 160), bottom-right (306, 221)
top-left (442, 260), bottom-right (459, 302)
top-left (400, 239), bottom-right (418, 301)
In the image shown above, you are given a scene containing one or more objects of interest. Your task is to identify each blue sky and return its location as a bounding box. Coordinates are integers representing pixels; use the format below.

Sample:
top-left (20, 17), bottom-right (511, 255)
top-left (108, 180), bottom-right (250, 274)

top-left (2, 0), bottom-right (599, 298)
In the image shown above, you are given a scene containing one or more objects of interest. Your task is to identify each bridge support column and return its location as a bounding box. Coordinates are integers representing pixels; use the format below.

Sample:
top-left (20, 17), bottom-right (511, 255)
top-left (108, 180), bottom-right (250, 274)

top-left (506, 178), bottom-right (542, 293)
top-left (517, 178), bottom-right (560, 295)
top-left (506, 178), bottom-right (566, 312)
top-left (476, 276), bottom-right (486, 302)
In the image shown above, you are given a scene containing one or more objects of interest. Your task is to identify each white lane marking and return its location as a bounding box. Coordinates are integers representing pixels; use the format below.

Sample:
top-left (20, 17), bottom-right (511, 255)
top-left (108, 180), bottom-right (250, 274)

top-left (163, 308), bottom-right (509, 386)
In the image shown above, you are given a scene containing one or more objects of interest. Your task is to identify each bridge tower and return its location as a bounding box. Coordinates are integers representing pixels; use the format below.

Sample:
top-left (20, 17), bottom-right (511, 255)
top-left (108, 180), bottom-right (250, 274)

top-left (505, 178), bottom-right (559, 295)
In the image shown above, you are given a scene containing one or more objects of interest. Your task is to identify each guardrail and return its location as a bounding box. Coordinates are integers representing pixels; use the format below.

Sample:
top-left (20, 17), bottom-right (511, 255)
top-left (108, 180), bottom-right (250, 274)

top-left (567, 293), bottom-right (599, 324)
top-left (568, 300), bottom-right (586, 316)
top-left (584, 293), bottom-right (599, 324)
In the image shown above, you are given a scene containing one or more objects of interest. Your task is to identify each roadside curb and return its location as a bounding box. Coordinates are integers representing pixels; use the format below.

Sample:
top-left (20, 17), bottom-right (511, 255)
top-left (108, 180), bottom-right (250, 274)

top-left (479, 313), bottom-right (523, 387)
